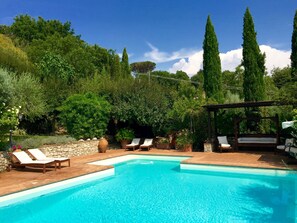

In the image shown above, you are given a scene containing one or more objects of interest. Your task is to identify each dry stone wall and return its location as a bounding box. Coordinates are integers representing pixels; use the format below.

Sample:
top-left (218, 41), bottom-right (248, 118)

top-left (0, 140), bottom-right (100, 172)
top-left (0, 152), bottom-right (10, 172)
top-left (40, 140), bottom-right (99, 157)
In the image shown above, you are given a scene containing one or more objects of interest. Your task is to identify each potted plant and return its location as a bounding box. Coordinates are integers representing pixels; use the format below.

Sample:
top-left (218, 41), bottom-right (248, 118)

top-left (115, 128), bottom-right (135, 149)
top-left (176, 129), bottom-right (193, 152)
top-left (156, 137), bottom-right (170, 149)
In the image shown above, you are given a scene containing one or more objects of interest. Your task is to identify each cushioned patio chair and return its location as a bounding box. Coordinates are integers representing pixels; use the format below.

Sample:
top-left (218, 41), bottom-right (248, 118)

top-left (217, 136), bottom-right (233, 153)
top-left (28, 148), bottom-right (70, 168)
top-left (125, 138), bottom-right (141, 151)
top-left (12, 151), bottom-right (57, 173)
top-left (140, 139), bottom-right (153, 151)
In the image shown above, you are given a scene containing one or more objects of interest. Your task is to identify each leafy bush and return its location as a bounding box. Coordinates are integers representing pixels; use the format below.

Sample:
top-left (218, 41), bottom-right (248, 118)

top-left (176, 129), bottom-right (193, 147)
top-left (59, 93), bottom-right (111, 139)
top-left (115, 128), bottom-right (134, 142)
top-left (0, 34), bottom-right (33, 73)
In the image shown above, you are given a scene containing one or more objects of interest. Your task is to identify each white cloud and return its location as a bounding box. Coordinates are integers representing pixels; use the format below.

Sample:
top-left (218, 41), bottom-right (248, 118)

top-left (144, 42), bottom-right (197, 63)
top-left (169, 45), bottom-right (290, 76)
top-left (118, 53), bottom-right (134, 59)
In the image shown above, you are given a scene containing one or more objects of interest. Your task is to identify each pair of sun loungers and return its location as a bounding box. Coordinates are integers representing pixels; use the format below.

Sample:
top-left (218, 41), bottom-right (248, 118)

top-left (11, 149), bottom-right (70, 174)
top-left (125, 138), bottom-right (153, 151)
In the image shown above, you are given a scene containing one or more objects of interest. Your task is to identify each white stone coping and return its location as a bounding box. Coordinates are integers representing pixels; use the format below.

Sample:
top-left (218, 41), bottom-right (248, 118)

top-left (180, 163), bottom-right (296, 177)
top-left (0, 168), bottom-right (114, 208)
top-left (88, 154), bottom-right (191, 166)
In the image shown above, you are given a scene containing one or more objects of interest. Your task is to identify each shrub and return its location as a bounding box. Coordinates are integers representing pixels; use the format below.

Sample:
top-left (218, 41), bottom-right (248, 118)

top-left (115, 128), bottom-right (134, 142)
top-left (59, 93), bottom-right (111, 139)
top-left (176, 129), bottom-right (193, 148)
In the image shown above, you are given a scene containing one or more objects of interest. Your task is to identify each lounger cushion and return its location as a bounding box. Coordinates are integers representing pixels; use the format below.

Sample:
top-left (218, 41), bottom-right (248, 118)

top-left (126, 138), bottom-right (141, 147)
top-left (12, 151), bottom-right (54, 164)
top-left (238, 137), bottom-right (277, 144)
top-left (140, 139), bottom-right (153, 147)
top-left (220, 143), bottom-right (231, 148)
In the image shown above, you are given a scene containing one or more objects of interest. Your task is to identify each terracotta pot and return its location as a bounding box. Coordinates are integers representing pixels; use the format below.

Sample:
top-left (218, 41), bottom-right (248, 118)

top-left (182, 144), bottom-right (192, 152)
top-left (120, 140), bottom-right (130, 149)
top-left (98, 137), bottom-right (108, 153)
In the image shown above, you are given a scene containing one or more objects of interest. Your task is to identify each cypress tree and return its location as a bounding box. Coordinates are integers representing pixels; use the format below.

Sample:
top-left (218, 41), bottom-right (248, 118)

top-left (291, 10), bottom-right (297, 81)
top-left (242, 8), bottom-right (266, 102)
top-left (111, 54), bottom-right (121, 80)
top-left (203, 15), bottom-right (223, 102)
top-left (121, 48), bottom-right (131, 78)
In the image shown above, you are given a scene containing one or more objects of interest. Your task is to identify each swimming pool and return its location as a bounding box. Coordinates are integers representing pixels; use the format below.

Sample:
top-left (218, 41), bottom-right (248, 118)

top-left (0, 155), bottom-right (296, 222)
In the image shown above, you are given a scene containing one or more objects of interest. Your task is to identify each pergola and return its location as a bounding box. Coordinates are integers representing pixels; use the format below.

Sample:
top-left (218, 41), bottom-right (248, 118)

top-left (203, 100), bottom-right (283, 140)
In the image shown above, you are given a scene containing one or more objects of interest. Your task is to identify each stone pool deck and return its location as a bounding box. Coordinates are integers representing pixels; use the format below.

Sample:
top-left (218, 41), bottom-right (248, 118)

top-left (0, 148), bottom-right (297, 196)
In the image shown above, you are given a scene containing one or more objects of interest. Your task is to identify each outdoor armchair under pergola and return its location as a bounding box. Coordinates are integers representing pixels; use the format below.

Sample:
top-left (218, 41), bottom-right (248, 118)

top-left (203, 100), bottom-right (289, 151)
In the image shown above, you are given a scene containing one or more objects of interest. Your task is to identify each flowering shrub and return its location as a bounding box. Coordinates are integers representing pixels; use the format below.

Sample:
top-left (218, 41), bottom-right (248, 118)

top-left (10, 144), bottom-right (22, 152)
top-left (176, 129), bottom-right (193, 148)
top-left (0, 104), bottom-right (21, 147)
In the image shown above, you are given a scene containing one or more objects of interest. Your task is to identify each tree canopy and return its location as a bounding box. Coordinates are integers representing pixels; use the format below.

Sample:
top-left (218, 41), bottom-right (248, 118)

top-left (130, 61), bottom-right (156, 74)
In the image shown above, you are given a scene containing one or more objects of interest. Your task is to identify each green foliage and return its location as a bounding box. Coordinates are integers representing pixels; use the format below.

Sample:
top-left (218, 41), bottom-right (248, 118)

top-left (0, 68), bottom-right (13, 108)
top-left (222, 66), bottom-right (244, 98)
top-left (130, 61), bottom-right (156, 74)
top-left (111, 80), bottom-right (171, 134)
top-left (59, 93), bottom-right (111, 139)
top-left (13, 135), bottom-right (75, 149)
top-left (271, 67), bottom-right (297, 107)
top-left (0, 34), bottom-right (33, 73)
top-left (36, 52), bottom-right (75, 83)
top-left (278, 82), bottom-right (297, 107)
top-left (242, 8), bottom-right (266, 102)
top-left (0, 106), bottom-right (20, 146)
top-left (110, 54), bottom-right (121, 80)
top-left (271, 66), bottom-right (292, 89)
top-left (10, 15), bottom-right (75, 43)
top-left (291, 10), bottom-right (297, 81)
top-left (121, 48), bottom-right (131, 78)
top-left (203, 16), bottom-right (223, 102)
top-left (168, 82), bottom-right (207, 148)
top-left (191, 70), bottom-right (204, 88)
top-left (11, 73), bottom-right (46, 120)
top-left (217, 91), bottom-right (244, 135)
top-left (264, 76), bottom-right (279, 100)
top-left (176, 129), bottom-right (193, 148)
top-left (115, 128), bottom-right (134, 142)
top-left (27, 33), bottom-right (111, 79)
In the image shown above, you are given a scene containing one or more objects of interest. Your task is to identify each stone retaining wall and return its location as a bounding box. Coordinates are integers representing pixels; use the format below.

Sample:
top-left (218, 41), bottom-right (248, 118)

top-left (40, 140), bottom-right (99, 158)
top-left (0, 152), bottom-right (10, 172)
top-left (0, 140), bottom-right (101, 172)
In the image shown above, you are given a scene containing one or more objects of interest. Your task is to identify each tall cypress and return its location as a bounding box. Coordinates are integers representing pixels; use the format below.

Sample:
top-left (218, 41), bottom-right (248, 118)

top-left (242, 8), bottom-right (266, 102)
top-left (121, 48), bottom-right (131, 78)
top-left (111, 54), bottom-right (121, 80)
top-left (291, 10), bottom-right (297, 81)
top-left (203, 15), bottom-right (223, 102)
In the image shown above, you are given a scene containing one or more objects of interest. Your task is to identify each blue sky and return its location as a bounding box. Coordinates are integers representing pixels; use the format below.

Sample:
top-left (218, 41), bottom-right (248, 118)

top-left (1, 0), bottom-right (297, 75)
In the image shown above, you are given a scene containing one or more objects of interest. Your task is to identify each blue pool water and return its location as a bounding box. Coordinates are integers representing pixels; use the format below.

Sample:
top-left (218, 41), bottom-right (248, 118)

top-left (0, 159), bottom-right (297, 223)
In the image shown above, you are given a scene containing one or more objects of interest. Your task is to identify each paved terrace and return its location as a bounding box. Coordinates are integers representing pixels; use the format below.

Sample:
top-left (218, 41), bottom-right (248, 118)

top-left (1, 149), bottom-right (297, 196)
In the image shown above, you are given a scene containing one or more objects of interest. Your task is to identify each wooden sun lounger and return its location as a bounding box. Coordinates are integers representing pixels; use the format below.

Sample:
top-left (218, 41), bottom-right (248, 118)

top-left (125, 138), bottom-right (141, 151)
top-left (27, 148), bottom-right (70, 168)
top-left (12, 151), bottom-right (57, 174)
top-left (140, 139), bottom-right (153, 151)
